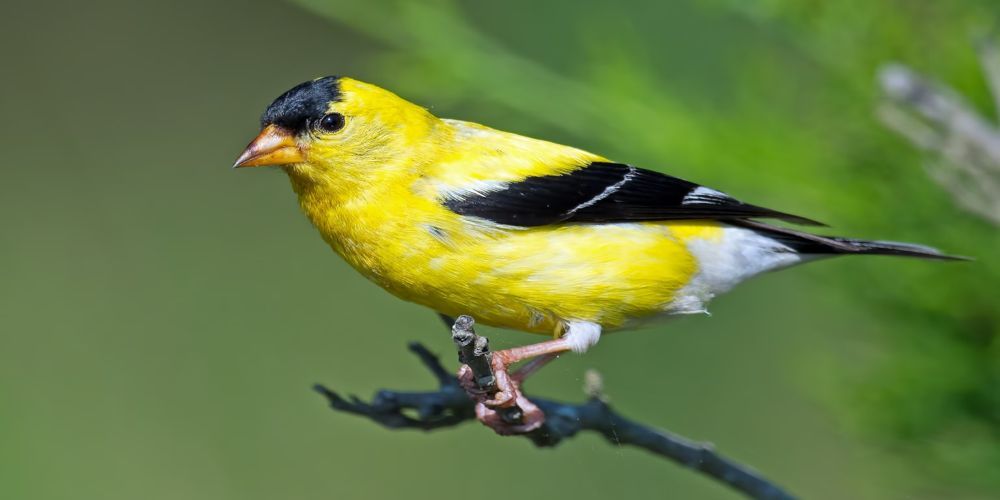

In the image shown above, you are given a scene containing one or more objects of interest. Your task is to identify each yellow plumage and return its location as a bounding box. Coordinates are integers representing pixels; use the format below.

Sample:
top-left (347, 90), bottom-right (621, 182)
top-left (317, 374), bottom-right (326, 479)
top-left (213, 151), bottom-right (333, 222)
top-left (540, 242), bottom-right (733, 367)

top-left (233, 76), bottom-right (956, 433)
top-left (280, 78), bottom-right (720, 335)
top-left (234, 76), bottom-right (953, 344)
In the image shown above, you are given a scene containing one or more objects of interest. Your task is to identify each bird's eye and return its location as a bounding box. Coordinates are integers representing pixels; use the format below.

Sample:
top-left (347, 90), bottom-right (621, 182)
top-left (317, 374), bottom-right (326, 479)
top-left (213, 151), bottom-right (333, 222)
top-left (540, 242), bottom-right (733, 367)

top-left (317, 113), bottom-right (345, 133)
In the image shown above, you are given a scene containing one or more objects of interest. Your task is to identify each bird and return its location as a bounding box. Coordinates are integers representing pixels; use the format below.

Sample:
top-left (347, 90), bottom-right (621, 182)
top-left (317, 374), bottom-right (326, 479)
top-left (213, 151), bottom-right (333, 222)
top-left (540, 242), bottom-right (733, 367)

top-left (234, 76), bottom-right (960, 434)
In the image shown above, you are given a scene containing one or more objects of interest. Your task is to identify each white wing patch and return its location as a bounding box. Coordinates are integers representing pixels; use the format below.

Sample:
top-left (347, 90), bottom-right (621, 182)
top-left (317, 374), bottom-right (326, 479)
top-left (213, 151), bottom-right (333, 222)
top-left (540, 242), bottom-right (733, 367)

top-left (681, 186), bottom-right (728, 205)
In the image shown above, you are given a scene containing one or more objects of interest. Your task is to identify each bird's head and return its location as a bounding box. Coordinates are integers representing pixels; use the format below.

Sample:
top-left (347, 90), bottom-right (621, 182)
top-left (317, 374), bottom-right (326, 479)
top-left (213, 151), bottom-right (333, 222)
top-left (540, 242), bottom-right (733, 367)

top-left (234, 76), bottom-right (437, 184)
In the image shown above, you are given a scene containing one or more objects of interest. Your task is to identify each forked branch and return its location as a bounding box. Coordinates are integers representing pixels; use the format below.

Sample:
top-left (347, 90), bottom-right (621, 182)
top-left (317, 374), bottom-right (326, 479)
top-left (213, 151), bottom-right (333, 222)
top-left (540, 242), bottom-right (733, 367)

top-left (313, 316), bottom-right (796, 500)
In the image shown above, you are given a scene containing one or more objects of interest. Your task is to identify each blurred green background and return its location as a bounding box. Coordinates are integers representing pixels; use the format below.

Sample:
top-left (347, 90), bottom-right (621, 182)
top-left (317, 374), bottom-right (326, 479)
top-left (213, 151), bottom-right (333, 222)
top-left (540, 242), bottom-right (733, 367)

top-left (2, 0), bottom-right (998, 498)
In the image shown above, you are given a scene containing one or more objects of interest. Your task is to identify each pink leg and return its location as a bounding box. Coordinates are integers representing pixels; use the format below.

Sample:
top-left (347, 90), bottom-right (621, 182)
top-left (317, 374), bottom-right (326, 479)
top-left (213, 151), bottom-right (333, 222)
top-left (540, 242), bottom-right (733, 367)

top-left (512, 352), bottom-right (561, 382)
top-left (495, 338), bottom-right (573, 365)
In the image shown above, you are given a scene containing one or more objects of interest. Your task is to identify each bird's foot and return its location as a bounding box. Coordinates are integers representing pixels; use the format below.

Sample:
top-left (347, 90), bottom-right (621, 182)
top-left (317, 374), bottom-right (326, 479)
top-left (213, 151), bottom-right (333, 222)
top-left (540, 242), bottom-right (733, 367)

top-left (457, 355), bottom-right (545, 435)
top-left (450, 315), bottom-right (571, 435)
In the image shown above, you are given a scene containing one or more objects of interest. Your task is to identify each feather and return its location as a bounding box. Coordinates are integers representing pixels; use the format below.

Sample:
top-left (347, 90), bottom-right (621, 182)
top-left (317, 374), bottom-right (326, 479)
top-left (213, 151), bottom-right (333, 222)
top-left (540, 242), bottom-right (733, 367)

top-left (443, 162), bottom-right (823, 227)
top-left (732, 219), bottom-right (968, 260)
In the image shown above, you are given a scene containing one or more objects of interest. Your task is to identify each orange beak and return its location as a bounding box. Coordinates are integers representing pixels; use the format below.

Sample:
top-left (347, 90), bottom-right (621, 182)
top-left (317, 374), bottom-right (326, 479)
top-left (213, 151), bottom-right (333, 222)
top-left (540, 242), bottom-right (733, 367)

top-left (232, 124), bottom-right (305, 168)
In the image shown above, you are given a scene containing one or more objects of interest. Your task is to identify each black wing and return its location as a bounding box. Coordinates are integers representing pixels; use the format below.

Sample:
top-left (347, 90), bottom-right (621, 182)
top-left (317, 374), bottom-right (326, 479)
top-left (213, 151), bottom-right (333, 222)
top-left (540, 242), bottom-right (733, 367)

top-left (443, 162), bottom-right (823, 227)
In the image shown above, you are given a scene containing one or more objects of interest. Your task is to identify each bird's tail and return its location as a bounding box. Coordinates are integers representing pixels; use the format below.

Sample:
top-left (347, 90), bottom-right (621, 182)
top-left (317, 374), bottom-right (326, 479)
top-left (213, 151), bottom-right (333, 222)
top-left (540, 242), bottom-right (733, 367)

top-left (733, 220), bottom-right (967, 261)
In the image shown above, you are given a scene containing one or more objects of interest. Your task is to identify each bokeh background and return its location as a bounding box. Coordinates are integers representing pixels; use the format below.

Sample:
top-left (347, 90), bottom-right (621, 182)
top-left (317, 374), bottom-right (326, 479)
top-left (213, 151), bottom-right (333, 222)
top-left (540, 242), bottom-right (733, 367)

top-left (2, 1), bottom-right (998, 498)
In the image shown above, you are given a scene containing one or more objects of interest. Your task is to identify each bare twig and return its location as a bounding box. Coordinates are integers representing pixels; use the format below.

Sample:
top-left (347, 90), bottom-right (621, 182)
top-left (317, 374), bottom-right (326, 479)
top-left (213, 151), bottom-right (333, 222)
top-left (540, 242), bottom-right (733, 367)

top-left (449, 314), bottom-right (496, 389)
top-left (314, 332), bottom-right (796, 499)
top-left (448, 314), bottom-right (525, 424)
top-left (313, 343), bottom-right (473, 431)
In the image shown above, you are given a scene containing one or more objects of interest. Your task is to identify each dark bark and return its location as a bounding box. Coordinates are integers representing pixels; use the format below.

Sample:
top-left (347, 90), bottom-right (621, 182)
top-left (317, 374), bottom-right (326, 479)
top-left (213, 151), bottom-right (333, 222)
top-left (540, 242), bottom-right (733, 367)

top-left (314, 316), bottom-right (796, 500)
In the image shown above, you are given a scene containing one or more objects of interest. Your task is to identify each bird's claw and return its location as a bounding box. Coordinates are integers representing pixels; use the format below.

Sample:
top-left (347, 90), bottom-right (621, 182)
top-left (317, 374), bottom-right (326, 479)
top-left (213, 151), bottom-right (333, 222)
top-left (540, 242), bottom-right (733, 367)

top-left (457, 359), bottom-right (545, 435)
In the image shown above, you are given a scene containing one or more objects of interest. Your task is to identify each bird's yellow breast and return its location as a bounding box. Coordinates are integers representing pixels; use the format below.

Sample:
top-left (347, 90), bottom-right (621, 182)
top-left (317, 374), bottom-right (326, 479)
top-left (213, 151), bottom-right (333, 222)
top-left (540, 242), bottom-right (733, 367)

top-left (292, 171), bottom-right (720, 334)
top-left (282, 98), bottom-right (724, 335)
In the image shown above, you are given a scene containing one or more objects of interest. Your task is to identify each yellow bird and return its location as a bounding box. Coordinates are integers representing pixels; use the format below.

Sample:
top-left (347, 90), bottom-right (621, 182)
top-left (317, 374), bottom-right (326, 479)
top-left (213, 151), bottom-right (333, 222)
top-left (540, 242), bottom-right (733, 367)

top-left (234, 76), bottom-right (957, 433)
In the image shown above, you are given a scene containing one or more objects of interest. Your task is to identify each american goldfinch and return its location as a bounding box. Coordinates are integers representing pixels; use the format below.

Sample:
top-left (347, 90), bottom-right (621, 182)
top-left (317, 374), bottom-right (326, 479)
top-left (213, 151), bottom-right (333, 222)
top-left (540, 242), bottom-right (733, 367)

top-left (234, 76), bottom-right (957, 433)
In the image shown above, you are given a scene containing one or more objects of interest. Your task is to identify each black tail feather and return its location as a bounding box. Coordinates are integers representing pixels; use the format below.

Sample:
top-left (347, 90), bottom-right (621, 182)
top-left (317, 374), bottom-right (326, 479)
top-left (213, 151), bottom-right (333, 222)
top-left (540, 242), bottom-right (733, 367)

top-left (732, 220), bottom-right (968, 261)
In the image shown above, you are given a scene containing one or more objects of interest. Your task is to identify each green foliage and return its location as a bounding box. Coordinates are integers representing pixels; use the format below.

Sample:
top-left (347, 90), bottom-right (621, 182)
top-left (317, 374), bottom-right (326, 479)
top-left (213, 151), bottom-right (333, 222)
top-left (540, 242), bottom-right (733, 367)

top-left (296, 0), bottom-right (1000, 493)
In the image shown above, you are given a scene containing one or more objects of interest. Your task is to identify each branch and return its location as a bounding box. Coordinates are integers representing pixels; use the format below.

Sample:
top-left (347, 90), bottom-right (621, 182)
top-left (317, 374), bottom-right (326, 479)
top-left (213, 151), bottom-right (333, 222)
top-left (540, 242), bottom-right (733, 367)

top-left (314, 327), bottom-right (796, 500)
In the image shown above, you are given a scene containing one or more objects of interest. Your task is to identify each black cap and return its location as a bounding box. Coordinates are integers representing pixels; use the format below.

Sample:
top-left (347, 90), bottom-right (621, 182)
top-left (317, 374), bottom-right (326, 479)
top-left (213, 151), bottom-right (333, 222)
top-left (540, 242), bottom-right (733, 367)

top-left (260, 76), bottom-right (342, 133)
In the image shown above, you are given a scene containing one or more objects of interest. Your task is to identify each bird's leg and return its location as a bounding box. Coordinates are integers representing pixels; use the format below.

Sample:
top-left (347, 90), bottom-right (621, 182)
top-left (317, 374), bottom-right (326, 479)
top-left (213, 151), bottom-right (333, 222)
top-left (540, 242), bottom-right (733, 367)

top-left (458, 337), bottom-right (569, 436)
top-left (484, 339), bottom-right (573, 406)
top-left (511, 352), bottom-right (560, 382)
top-left (488, 319), bottom-right (601, 396)
top-left (458, 336), bottom-right (574, 435)
top-left (466, 354), bottom-right (555, 430)
top-left (448, 315), bottom-right (602, 435)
